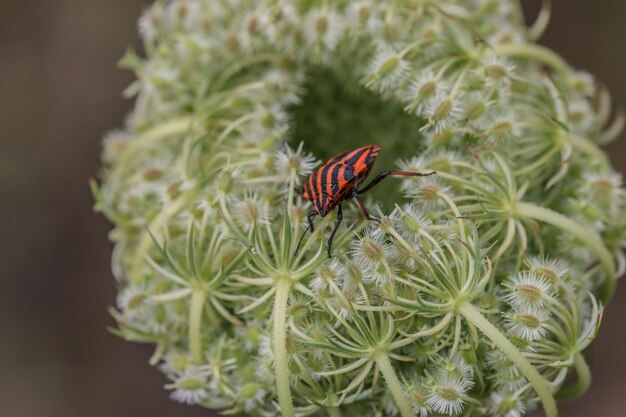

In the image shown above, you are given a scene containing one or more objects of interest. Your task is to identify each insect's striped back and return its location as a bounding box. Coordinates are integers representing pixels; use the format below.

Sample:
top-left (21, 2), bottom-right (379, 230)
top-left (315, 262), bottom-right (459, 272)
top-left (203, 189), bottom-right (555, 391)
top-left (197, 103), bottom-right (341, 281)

top-left (303, 145), bottom-right (380, 216)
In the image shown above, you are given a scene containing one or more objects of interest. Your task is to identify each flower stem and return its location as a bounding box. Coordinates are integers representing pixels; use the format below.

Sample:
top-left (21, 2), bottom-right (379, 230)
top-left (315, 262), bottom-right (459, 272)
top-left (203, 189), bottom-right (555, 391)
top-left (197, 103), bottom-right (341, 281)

top-left (113, 116), bottom-right (192, 180)
top-left (567, 134), bottom-right (609, 166)
top-left (457, 302), bottom-right (557, 417)
top-left (494, 43), bottom-right (568, 73)
top-left (130, 191), bottom-right (193, 281)
top-left (273, 279), bottom-right (295, 417)
top-left (189, 289), bottom-right (206, 364)
top-left (515, 202), bottom-right (615, 302)
top-left (555, 352), bottom-right (591, 400)
top-left (375, 355), bottom-right (413, 417)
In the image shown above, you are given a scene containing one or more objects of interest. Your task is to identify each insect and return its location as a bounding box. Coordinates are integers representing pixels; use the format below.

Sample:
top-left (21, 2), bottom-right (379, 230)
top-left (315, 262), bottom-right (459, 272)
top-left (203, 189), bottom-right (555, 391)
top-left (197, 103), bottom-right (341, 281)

top-left (295, 144), bottom-right (435, 257)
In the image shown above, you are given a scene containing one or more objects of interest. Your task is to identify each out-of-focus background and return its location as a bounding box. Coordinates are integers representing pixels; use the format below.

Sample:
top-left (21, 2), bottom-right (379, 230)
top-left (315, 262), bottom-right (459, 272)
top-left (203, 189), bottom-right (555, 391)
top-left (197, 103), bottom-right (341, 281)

top-left (1, 1), bottom-right (624, 416)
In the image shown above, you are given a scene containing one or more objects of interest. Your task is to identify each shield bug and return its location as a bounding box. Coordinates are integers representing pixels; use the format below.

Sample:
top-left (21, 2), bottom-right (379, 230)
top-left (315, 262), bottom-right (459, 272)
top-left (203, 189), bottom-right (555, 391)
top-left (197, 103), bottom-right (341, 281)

top-left (295, 145), bottom-right (435, 257)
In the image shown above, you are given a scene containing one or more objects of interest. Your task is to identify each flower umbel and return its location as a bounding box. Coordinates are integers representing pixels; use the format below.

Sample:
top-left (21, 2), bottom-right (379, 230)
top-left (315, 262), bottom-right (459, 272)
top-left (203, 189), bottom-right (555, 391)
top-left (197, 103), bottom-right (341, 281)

top-left (95, 1), bottom-right (624, 417)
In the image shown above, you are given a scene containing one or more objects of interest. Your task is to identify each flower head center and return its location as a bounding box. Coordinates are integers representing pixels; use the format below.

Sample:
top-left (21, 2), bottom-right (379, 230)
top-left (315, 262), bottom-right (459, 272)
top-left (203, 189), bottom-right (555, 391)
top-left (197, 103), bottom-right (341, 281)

top-left (433, 98), bottom-right (453, 121)
top-left (438, 386), bottom-right (461, 401)
top-left (517, 284), bottom-right (542, 301)
top-left (517, 314), bottom-right (540, 328)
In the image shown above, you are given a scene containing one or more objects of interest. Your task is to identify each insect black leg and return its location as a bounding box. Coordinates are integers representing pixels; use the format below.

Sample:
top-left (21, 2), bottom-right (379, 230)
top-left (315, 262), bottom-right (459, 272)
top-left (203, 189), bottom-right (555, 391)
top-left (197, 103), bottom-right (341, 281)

top-left (306, 210), bottom-right (317, 233)
top-left (357, 170), bottom-right (436, 195)
top-left (294, 210), bottom-right (318, 256)
top-left (352, 192), bottom-right (379, 223)
top-left (326, 204), bottom-right (343, 258)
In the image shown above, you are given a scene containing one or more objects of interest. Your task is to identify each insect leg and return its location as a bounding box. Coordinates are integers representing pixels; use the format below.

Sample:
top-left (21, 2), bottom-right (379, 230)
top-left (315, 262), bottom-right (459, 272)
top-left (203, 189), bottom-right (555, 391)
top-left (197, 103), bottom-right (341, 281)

top-left (294, 210), bottom-right (318, 256)
top-left (352, 192), bottom-right (379, 223)
top-left (357, 170), bottom-right (436, 195)
top-left (326, 205), bottom-right (343, 258)
top-left (306, 210), bottom-right (317, 232)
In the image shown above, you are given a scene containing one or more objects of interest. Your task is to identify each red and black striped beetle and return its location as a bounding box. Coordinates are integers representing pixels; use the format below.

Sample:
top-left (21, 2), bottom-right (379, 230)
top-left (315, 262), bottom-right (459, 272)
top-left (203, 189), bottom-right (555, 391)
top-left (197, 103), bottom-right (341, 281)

top-left (295, 145), bottom-right (435, 257)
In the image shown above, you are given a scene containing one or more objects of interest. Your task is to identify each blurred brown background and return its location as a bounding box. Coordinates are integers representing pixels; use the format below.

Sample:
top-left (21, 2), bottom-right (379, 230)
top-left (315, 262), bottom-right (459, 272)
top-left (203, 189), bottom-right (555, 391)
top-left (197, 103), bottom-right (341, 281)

top-left (1, 1), bottom-right (625, 417)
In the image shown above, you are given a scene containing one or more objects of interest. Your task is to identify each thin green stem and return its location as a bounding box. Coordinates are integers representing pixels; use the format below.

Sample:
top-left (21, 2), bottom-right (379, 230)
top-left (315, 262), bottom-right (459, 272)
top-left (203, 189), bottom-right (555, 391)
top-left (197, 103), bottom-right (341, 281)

top-left (273, 279), bottom-right (295, 417)
top-left (113, 117), bottom-right (192, 180)
top-left (555, 353), bottom-right (591, 401)
top-left (567, 134), bottom-right (609, 166)
top-left (494, 43), bottom-right (568, 73)
top-left (130, 191), bottom-right (193, 281)
top-left (515, 202), bottom-right (615, 302)
top-left (375, 355), bottom-right (413, 417)
top-left (189, 289), bottom-right (207, 364)
top-left (458, 302), bottom-right (557, 417)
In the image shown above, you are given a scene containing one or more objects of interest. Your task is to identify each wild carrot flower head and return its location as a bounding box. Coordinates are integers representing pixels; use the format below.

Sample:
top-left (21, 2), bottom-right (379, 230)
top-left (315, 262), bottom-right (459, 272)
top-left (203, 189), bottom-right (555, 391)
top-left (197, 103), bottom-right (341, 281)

top-left (95, 1), bottom-right (624, 417)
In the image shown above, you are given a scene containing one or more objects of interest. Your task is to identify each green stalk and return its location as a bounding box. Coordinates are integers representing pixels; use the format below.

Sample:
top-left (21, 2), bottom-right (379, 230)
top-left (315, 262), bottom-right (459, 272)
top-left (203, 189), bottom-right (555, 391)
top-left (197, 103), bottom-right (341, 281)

top-left (567, 134), bottom-right (609, 166)
top-left (515, 202), bottom-right (615, 302)
top-left (375, 355), bottom-right (414, 417)
top-left (458, 302), bottom-right (557, 417)
top-left (555, 353), bottom-right (591, 400)
top-left (273, 279), bottom-right (295, 417)
top-left (113, 116), bottom-right (192, 180)
top-left (494, 43), bottom-right (568, 73)
top-left (189, 289), bottom-right (207, 364)
top-left (130, 191), bottom-right (193, 281)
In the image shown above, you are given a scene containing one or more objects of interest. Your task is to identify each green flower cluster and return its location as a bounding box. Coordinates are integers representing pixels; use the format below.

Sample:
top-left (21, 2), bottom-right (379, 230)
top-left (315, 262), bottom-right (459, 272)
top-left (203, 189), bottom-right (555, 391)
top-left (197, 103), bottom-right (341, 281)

top-left (93, 1), bottom-right (625, 416)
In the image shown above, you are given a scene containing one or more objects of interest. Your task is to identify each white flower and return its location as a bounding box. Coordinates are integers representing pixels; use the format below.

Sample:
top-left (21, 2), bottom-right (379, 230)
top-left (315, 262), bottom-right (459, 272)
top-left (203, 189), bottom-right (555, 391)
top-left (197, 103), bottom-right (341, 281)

top-left (232, 193), bottom-right (270, 231)
top-left (265, 4), bottom-right (300, 55)
top-left (567, 70), bottom-right (596, 96)
top-left (405, 378), bottom-right (431, 417)
top-left (274, 142), bottom-right (318, 181)
top-left (504, 305), bottom-right (550, 341)
top-left (426, 373), bottom-right (472, 415)
top-left (397, 156), bottom-right (433, 193)
top-left (101, 130), bottom-right (132, 164)
top-left (462, 92), bottom-right (491, 121)
top-left (159, 350), bottom-right (191, 377)
top-left (503, 271), bottom-right (553, 308)
top-left (310, 259), bottom-right (346, 292)
top-left (263, 69), bottom-right (303, 105)
top-left (488, 391), bottom-right (526, 417)
top-left (346, 1), bottom-right (380, 33)
top-left (351, 232), bottom-right (394, 285)
top-left (364, 47), bottom-right (410, 92)
top-left (408, 176), bottom-right (452, 210)
top-left (239, 382), bottom-right (267, 412)
top-left (138, 4), bottom-right (165, 41)
top-left (423, 127), bottom-right (459, 149)
top-left (116, 284), bottom-right (148, 320)
top-left (166, 367), bottom-right (211, 405)
top-left (424, 91), bottom-right (463, 133)
top-left (343, 259), bottom-right (365, 286)
top-left (568, 99), bottom-right (595, 134)
top-left (485, 351), bottom-right (527, 391)
top-left (165, 0), bottom-right (192, 28)
top-left (525, 256), bottom-right (569, 284)
top-left (394, 203), bottom-right (432, 243)
top-left (238, 12), bottom-right (270, 51)
top-left (304, 9), bottom-right (344, 55)
top-left (581, 171), bottom-right (625, 216)
top-left (484, 54), bottom-right (515, 82)
top-left (427, 151), bottom-right (465, 172)
top-left (405, 71), bottom-right (442, 115)
top-left (327, 284), bottom-right (363, 323)
top-left (446, 354), bottom-right (474, 380)
top-left (483, 111), bottom-right (521, 143)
